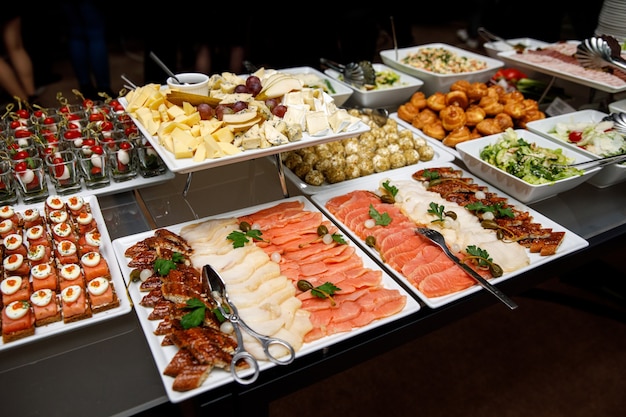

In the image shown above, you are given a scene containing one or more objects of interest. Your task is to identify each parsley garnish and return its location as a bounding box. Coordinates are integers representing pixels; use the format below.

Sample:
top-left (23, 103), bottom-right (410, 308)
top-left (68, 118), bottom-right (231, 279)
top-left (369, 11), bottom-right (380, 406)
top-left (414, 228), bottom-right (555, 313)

top-left (465, 201), bottom-right (514, 218)
top-left (422, 169), bottom-right (440, 180)
top-left (154, 258), bottom-right (177, 276)
top-left (465, 245), bottom-right (503, 277)
top-left (297, 280), bottom-right (342, 306)
top-left (428, 202), bottom-right (446, 223)
top-left (227, 229), bottom-right (265, 248)
top-left (369, 204), bottom-right (392, 226)
top-left (382, 180), bottom-right (398, 197)
top-left (180, 298), bottom-right (207, 329)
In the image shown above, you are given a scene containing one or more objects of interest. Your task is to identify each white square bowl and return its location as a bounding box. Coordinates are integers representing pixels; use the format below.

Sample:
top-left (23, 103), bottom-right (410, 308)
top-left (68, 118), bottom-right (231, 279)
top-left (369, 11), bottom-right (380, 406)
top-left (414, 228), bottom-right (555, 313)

top-left (379, 43), bottom-right (504, 96)
top-left (324, 63), bottom-right (423, 108)
top-left (526, 109), bottom-right (626, 188)
top-left (278, 66), bottom-right (353, 107)
top-left (482, 38), bottom-right (550, 58)
top-left (456, 129), bottom-right (601, 203)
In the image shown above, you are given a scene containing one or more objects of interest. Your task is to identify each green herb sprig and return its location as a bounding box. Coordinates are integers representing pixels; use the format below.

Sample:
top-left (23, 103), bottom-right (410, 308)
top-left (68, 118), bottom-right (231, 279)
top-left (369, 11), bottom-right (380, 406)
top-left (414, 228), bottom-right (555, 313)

top-left (227, 229), bottom-right (266, 248)
top-left (180, 298), bottom-right (207, 329)
top-left (465, 245), bottom-right (503, 277)
top-left (369, 204), bottom-right (392, 226)
top-left (297, 280), bottom-right (342, 306)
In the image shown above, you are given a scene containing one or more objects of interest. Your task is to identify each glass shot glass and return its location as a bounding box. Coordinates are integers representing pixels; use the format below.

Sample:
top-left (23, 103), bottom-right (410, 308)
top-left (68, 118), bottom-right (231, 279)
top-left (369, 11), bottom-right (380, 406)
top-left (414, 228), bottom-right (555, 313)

top-left (104, 138), bottom-right (137, 182)
top-left (77, 145), bottom-right (110, 190)
top-left (0, 160), bottom-right (18, 205)
top-left (136, 142), bottom-right (166, 177)
top-left (45, 150), bottom-right (83, 195)
top-left (12, 157), bottom-right (49, 204)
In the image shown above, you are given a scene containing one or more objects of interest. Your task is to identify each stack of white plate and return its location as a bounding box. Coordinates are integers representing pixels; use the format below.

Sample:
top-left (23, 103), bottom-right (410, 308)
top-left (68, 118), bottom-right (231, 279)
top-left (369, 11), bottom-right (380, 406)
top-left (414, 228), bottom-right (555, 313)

top-left (595, 0), bottom-right (626, 45)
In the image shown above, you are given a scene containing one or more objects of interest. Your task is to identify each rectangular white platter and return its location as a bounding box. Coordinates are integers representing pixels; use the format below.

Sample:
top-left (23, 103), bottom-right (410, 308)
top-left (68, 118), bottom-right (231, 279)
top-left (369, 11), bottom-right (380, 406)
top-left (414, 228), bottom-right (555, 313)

top-left (278, 66), bottom-right (354, 107)
top-left (120, 98), bottom-right (370, 175)
top-left (309, 161), bottom-right (589, 309)
top-left (497, 43), bottom-right (626, 94)
top-left (112, 195), bottom-right (421, 403)
top-left (526, 109), bottom-right (626, 188)
top-left (0, 195), bottom-right (132, 351)
top-left (277, 122), bottom-right (455, 195)
top-left (390, 112), bottom-right (462, 160)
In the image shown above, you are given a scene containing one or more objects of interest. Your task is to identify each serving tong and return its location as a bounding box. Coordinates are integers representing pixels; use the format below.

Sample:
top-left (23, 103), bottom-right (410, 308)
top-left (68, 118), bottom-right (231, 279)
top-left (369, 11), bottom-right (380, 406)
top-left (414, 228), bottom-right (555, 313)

top-left (319, 58), bottom-right (375, 88)
top-left (477, 27), bottom-right (528, 52)
top-left (575, 35), bottom-right (626, 73)
top-left (202, 265), bottom-right (295, 385)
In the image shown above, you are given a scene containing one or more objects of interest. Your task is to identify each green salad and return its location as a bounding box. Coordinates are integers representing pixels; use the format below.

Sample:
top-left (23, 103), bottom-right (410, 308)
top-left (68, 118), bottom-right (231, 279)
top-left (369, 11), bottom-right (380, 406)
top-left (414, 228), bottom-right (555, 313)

top-left (479, 128), bottom-right (585, 184)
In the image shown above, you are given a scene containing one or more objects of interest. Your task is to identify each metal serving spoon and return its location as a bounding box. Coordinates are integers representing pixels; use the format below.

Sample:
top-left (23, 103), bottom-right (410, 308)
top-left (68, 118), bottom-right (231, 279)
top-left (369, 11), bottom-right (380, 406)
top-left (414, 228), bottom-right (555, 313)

top-left (149, 51), bottom-right (184, 84)
top-left (320, 58), bottom-right (375, 88)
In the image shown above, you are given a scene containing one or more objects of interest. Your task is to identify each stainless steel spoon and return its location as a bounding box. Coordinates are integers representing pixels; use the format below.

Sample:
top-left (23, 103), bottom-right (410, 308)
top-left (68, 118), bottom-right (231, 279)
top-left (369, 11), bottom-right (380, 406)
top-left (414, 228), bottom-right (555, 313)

top-left (320, 58), bottom-right (367, 88)
top-left (149, 51), bottom-right (183, 84)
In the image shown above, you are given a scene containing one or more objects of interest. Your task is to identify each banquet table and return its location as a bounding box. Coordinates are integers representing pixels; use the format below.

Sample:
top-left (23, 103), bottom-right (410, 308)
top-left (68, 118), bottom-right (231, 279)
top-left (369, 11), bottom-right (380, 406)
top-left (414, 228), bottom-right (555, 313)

top-left (1, 155), bottom-right (625, 417)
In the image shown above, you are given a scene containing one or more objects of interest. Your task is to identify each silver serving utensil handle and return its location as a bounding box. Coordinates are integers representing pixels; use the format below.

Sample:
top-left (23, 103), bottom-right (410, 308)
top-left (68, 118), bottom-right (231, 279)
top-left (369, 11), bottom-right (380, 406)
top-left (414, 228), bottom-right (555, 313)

top-left (415, 228), bottom-right (518, 310)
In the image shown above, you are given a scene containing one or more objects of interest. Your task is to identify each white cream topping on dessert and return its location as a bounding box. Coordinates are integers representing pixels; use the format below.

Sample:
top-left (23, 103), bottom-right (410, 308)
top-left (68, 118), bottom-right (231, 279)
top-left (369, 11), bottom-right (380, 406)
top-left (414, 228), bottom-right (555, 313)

top-left (61, 285), bottom-right (81, 303)
top-left (87, 277), bottom-right (109, 296)
top-left (81, 251), bottom-right (100, 267)
top-left (5, 300), bottom-right (29, 319)
top-left (31, 263), bottom-right (52, 279)
top-left (30, 289), bottom-right (53, 307)
top-left (3, 254), bottom-right (24, 271)
top-left (3, 233), bottom-right (23, 250)
top-left (1, 276), bottom-right (22, 295)
top-left (60, 264), bottom-right (81, 280)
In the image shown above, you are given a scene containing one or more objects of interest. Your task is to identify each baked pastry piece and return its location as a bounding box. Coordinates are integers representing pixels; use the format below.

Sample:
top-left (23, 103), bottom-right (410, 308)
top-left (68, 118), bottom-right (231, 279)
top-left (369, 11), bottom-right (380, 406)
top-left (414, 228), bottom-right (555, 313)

top-left (2, 300), bottom-right (35, 343)
top-left (61, 284), bottom-right (92, 323)
top-left (30, 289), bottom-right (62, 326)
top-left (422, 120), bottom-right (446, 140)
top-left (397, 102), bottom-right (420, 123)
top-left (426, 92), bottom-right (446, 112)
top-left (409, 91), bottom-right (427, 110)
top-left (411, 108), bottom-right (438, 130)
top-left (86, 277), bottom-right (119, 314)
top-left (443, 126), bottom-right (473, 148)
top-left (464, 104), bottom-right (486, 126)
top-left (439, 105), bottom-right (467, 131)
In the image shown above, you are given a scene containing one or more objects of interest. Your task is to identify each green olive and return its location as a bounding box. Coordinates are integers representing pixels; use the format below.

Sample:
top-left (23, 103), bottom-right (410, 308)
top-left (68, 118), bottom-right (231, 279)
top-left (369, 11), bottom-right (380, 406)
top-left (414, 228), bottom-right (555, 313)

top-left (317, 225), bottom-right (329, 236)
top-left (444, 211), bottom-right (457, 220)
top-left (239, 221), bottom-right (251, 232)
top-left (489, 263), bottom-right (504, 278)
top-left (496, 229), bottom-right (504, 240)
top-left (481, 219), bottom-right (499, 230)
top-left (380, 194), bottom-right (395, 204)
top-left (297, 279), bottom-right (314, 292)
top-left (365, 235), bottom-right (376, 247)
top-left (129, 269), bottom-right (141, 282)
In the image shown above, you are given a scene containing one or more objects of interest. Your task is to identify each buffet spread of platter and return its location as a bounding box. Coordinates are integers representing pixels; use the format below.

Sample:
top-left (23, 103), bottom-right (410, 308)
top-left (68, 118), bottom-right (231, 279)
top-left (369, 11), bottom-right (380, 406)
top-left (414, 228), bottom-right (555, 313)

top-left (16, 34), bottom-right (623, 402)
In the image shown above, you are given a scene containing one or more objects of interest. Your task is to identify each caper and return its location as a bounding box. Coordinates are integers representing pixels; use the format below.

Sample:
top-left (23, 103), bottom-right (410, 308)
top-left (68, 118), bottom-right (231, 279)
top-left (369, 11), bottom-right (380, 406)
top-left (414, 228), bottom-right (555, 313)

top-left (481, 219), bottom-right (499, 230)
top-left (239, 221), bottom-right (251, 232)
top-left (317, 225), bottom-right (329, 236)
top-left (444, 211), bottom-right (457, 220)
top-left (496, 229), bottom-right (504, 240)
top-left (297, 279), bottom-right (314, 292)
top-left (489, 263), bottom-right (504, 278)
top-left (129, 269), bottom-right (141, 282)
top-left (380, 194), bottom-right (395, 204)
top-left (365, 235), bottom-right (376, 247)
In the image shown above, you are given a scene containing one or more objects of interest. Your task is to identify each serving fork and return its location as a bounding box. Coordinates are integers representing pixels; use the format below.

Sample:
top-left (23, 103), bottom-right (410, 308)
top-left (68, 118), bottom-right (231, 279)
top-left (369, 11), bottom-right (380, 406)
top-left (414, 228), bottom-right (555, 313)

top-left (415, 227), bottom-right (518, 310)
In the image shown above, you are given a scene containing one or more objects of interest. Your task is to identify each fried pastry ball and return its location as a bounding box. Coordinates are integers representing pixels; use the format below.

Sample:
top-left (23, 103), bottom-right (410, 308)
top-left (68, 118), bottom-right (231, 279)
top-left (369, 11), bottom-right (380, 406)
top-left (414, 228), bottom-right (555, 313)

top-left (422, 120), bottom-right (446, 140)
top-left (426, 92), bottom-right (447, 112)
top-left (283, 152), bottom-right (303, 170)
top-left (487, 84), bottom-right (506, 100)
top-left (475, 118), bottom-right (503, 136)
top-left (358, 159), bottom-right (375, 176)
top-left (411, 108), bottom-right (438, 130)
top-left (403, 148), bottom-right (420, 165)
top-left (344, 164), bottom-right (361, 180)
top-left (495, 112), bottom-right (514, 131)
top-left (343, 138), bottom-right (360, 155)
top-left (465, 104), bottom-right (486, 126)
top-left (517, 109), bottom-right (546, 128)
top-left (467, 82), bottom-right (489, 102)
top-left (479, 96), bottom-right (504, 116)
top-left (450, 79), bottom-right (471, 93)
top-left (398, 135), bottom-right (415, 150)
top-left (503, 100), bottom-right (526, 119)
top-left (372, 154), bottom-right (391, 172)
top-left (326, 167), bottom-right (346, 184)
top-left (294, 163), bottom-right (313, 179)
top-left (389, 152), bottom-right (407, 169)
top-left (397, 102), bottom-right (420, 123)
top-left (442, 125), bottom-right (472, 148)
top-left (410, 91), bottom-right (427, 109)
top-left (440, 105), bottom-right (467, 131)
top-left (445, 90), bottom-right (469, 109)
top-left (502, 90), bottom-right (525, 103)
top-left (522, 99), bottom-right (540, 112)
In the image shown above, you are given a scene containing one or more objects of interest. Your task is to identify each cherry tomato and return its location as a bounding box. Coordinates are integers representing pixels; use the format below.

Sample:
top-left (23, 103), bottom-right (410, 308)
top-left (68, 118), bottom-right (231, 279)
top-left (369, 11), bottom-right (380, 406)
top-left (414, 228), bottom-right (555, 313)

top-left (63, 130), bottom-right (82, 139)
top-left (9, 120), bottom-right (23, 129)
top-left (120, 141), bottom-right (132, 150)
top-left (568, 131), bottom-right (583, 142)
top-left (100, 121), bottom-right (114, 131)
top-left (14, 161), bottom-right (27, 172)
top-left (43, 117), bottom-right (56, 125)
top-left (82, 138), bottom-right (96, 147)
top-left (91, 145), bottom-right (104, 155)
top-left (15, 129), bottom-right (34, 139)
top-left (13, 150), bottom-right (30, 160)
top-left (89, 113), bottom-right (104, 122)
top-left (15, 109), bottom-right (30, 119)
top-left (52, 157), bottom-right (65, 177)
top-left (90, 166), bottom-right (102, 175)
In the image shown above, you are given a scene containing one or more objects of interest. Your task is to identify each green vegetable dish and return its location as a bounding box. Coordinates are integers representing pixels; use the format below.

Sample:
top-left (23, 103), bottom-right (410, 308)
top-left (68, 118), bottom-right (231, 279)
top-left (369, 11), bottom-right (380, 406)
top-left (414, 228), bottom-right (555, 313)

top-left (479, 128), bottom-right (585, 184)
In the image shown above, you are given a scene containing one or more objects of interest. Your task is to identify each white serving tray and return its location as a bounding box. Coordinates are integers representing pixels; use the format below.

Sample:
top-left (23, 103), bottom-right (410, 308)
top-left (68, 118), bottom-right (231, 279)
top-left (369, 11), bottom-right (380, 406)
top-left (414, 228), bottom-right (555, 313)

top-left (310, 161), bottom-right (589, 309)
top-left (0, 195), bottom-right (132, 351)
top-left (112, 196), bottom-right (421, 403)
